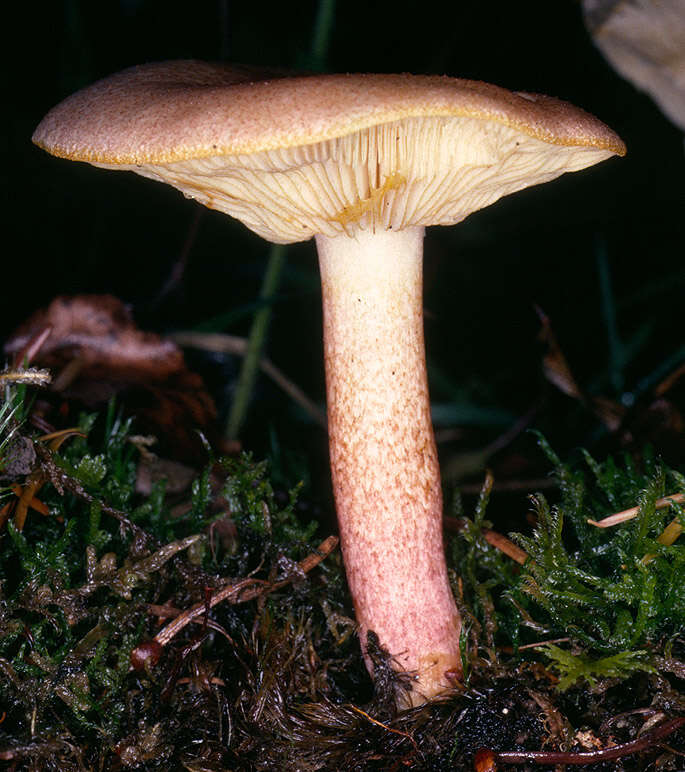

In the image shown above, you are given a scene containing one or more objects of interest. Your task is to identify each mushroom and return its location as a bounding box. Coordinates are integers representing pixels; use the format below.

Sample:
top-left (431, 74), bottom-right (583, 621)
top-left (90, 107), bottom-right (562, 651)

top-left (33, 62), bottom-right (625, 706)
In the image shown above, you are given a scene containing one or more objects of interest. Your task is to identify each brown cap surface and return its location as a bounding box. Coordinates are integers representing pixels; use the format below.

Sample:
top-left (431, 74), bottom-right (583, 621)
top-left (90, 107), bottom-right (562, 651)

top-left (34, 61), bottom-right (626, 243)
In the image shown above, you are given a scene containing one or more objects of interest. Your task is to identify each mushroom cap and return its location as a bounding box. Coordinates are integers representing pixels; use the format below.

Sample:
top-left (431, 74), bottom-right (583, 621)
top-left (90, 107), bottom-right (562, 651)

top-left (34, 61), bottom-right (626, 243)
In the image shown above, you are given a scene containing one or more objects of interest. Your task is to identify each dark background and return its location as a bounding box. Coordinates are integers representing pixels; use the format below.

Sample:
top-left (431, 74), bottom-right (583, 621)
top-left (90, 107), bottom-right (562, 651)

top-left (7, 0), bottom-right (685, 504)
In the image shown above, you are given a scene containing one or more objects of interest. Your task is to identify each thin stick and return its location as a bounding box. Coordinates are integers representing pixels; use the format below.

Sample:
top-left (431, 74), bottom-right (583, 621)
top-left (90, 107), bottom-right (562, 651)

top-left (348, 704), bottom-right (418, 753)
top-left (587, 493), bottom-right (685, 527)
top-left (0, 368), bottom-right (51, 387)
top-left (310, 0), bottom-right (337, 71)
top-left (515, 637), bottom-right (570, 651)
top-left (481, 529), bottom-right (528, 565)
top-left (153, 535), bottom-right (338, 647)
top-left (475, 716), bottom-right (685, 768)
top-left (222, 0), bottom-right (336, 440)
top-left (444, 516), bottom-right (528, 565)
top-left (34, 443), bottom-right (149, 542)
top-left (10, 325), bottom-right (53, 367)
top-left (226, 243), bottom-right (287, 440)
top-left (172, 331), bottom-right (326, 428)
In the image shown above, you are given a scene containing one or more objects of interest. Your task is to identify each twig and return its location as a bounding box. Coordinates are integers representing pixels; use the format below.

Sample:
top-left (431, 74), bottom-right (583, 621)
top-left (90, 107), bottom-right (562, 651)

top-left (481, 529), bottom-right (528, 565)
top-left (515, 637), bottom-right (570, 651)
top-left (442, 406), bottom-right (537, 483)
top-left (149, 206), bottom-right (204, 308)
top-left (57, 535), bottom-right (201, 619)
top-left (599, 707), bottom-right (660, 736)
top-left (473, 716), bottom-right (685, 769)
top-left (457, 477), bottom-right (557, 495)
top-left (445, 516), bottom-right (528, 565)
top-left (348, 704), bottom-right (418, 753)
top-left (33, 443), bottom-right (150, 542)
top-left (0, 368), bottom-right (51, 387)
top-left (172, 330), bottom-right (327, 429)
top-left (588, 493), bottom-right (684, 527)
top-left (10, 325), bottom-right (53, 367)
top-left (151, 535), bottom-right (338, 648)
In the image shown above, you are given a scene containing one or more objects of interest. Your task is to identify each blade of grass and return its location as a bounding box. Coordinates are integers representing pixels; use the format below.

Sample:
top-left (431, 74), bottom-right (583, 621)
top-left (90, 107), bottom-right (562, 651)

top-left (225, 0), bottom-right (337, 440)
top-left (225, 243), bottom-right (286, 440)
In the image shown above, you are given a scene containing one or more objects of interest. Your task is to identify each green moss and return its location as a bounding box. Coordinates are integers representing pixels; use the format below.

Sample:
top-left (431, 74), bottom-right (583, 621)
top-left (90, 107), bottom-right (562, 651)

top-left (453, 431), bottom-right (685, 689)
top-left (537, 644), bottom-right (655, 690)
top-left (1, 378), bottom-right (682, 768)
top-left (0, 387), bottom-right (337, 768)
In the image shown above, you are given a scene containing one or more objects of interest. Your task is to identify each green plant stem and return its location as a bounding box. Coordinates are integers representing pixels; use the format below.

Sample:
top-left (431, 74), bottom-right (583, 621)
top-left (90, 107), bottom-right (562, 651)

top-left (226, 244), bottom-right (286, 440)
top-left (310, 0), bottom-right (336, 71)
top-left (225, 0), bottom-right (336, 441)
top-left (596, 236), bottom-right (623, 393)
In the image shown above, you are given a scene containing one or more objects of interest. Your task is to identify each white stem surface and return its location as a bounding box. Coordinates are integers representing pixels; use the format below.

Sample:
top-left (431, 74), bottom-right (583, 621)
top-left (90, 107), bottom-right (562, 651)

top-left (316, 226), bottom-right (461, 705)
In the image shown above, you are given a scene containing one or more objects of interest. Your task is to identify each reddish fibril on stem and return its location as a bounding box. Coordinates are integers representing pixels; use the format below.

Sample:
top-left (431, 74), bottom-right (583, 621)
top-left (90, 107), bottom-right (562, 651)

top-left (473, 716), bottom-right (685, 770)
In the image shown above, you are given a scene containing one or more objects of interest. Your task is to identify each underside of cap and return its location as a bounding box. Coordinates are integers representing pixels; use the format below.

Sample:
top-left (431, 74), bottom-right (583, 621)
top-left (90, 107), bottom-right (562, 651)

top-left (104, 114), bottom-right (618, 243)
top-left (33, 62), bottom-right (626, 244)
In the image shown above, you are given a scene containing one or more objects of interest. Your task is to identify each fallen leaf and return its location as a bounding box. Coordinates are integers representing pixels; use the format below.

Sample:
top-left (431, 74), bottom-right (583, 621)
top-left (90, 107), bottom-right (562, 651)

top-left (4, 295), bottom-right (221, 463)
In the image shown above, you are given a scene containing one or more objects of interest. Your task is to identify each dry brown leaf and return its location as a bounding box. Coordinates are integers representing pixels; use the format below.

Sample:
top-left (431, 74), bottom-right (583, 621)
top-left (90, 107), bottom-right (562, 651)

top-left (4, 295), bottom-right (220, 462)
top-left (5, 295), bottom-right (183, 379)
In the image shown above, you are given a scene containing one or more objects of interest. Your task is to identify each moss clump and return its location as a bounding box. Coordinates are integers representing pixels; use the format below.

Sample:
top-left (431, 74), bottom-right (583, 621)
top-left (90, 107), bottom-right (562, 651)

top-left (1, 380), bottom-right (683, 770)
top-left (452, 432), bottom-right (685, 692)
top-left (0, 387), bottom-right (358, 769)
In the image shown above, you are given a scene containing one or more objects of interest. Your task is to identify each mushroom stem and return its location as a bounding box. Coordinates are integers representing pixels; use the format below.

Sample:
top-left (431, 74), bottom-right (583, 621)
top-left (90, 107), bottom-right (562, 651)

top-left (316, 226), bottom-right (461, 706)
